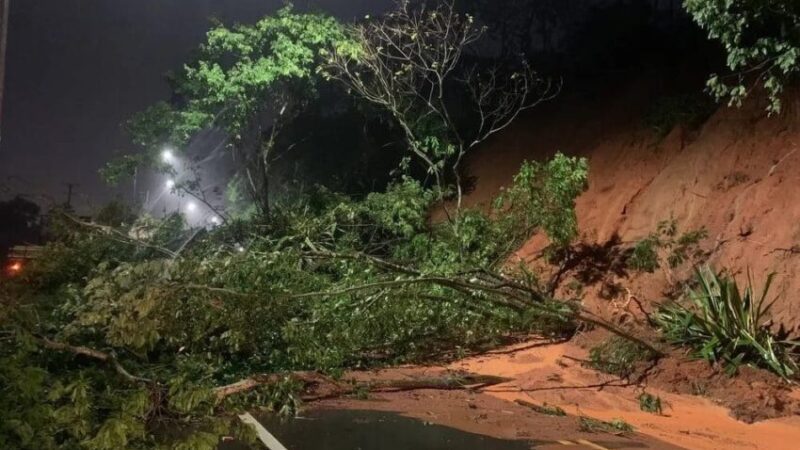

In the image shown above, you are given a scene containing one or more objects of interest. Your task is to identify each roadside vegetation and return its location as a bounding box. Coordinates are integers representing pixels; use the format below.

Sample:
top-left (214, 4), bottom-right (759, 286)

top-left (655, 267), bottom-right (799, 379)
top-left (1, 3), bottom-right (590, 449)
top-left (578, 416), bottom-right (635, 435)
top-left (2, 1), bottom-right (800, 449)
top-left (588, 336), bottom-right (658, 379)
top-left (685, 0), bottom-right (800, 114)
top-left (638, 393), bottom-right (663, 415)
top-left (644, 93), bottom-right (717, 138)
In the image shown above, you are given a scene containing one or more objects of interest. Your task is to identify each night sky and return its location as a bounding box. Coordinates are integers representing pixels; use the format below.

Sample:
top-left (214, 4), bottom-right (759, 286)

top-left (0, 0), bottom-right (391, 211)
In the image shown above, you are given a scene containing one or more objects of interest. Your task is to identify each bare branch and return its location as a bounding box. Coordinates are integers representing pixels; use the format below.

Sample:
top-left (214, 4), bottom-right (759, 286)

top-left (37, 337), bottom-right (155, 385)
top-left (323, 0), bottom-right (556, 212)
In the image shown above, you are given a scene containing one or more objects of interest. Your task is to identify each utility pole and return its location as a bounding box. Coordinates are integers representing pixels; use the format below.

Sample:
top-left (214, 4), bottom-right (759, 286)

top-left (0, 0), bottom-right (9, 143)
top-left (64, 183), bottom-right (78, 211)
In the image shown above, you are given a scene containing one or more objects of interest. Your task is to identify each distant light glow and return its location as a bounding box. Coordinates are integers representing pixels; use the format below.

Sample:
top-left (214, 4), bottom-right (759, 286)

top-left (186, 202), bottom-right (197, 213)
top-left (165, 179), bottom-right (176, 189)
top-left (210, 216), bottom-right (221, 225)
top-left (8, 261), bottom-right (22, 274)
top-left (161, 148), bottom-right (175, 163)
top-left (236, 244), bottom-right (246, 253)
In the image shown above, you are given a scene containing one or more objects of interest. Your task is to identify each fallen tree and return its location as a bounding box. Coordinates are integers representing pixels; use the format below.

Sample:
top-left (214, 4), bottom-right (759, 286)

top-left (214, 371), bottom-right (513, 402)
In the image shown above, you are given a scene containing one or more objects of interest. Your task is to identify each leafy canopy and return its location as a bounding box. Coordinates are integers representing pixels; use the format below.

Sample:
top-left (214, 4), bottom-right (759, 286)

top-left (1, 151), bottom-right (588, 448)
top-left (684, 0), bottom-right (800, 113)
top-left (104, 6), bottom-right (348, 182)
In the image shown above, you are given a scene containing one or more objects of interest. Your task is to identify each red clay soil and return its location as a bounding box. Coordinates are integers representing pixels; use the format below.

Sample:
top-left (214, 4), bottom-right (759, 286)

top-left (410, 80), bottom-right (800, 448)
top-left (325, 337), bottom-right (800, 450)
top-left (454, 338), bottom-right (800, 450)
top-left (567, 327), bottom-right (800, 424)
top-left (318, 362), bottom-right (684, 450)
top-left (449, 80), bottom-right (800, 334)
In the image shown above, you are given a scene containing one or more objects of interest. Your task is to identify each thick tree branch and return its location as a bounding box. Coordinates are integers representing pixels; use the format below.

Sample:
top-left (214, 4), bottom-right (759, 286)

top-left (37, 337), bottom-right (155, 385)
top-left (213, 370), bottom-right (513, 402)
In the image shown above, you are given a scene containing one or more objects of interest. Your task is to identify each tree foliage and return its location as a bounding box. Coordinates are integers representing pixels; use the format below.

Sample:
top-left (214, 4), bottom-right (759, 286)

top-left (105, 6), bottom-right (348, 213)
top-left (323, 0), bottom-right (557, 211)
top-left (1, 151), bottom-right (589, 447)
top-left (0, 4), bottom-right (603, 448)
top-left (462, 0), bottom-right (579, 59)
top-left (0, 196), bottom-right (41, 262)
top-left (685, 0), bottom-right (800, 113)
top-left (494, 153), bottom-right (588, 249)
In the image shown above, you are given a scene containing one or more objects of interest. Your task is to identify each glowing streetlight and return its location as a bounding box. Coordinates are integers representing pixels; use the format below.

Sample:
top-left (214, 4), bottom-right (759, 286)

top-left (185, 201), bottom-right (197, 213)
top-left (165, 179), bottom-right (175, 189)
top-left (210, 216), bottom-right (221, 225)
top-left (161, 148), bottom-right (175, 163)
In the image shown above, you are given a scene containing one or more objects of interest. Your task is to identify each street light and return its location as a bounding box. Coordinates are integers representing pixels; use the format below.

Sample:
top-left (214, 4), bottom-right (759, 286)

top-left (161, 148), bottom-right (175, 163)
top-left (186, 201), bottom-right (197, 213)
top-left (210, 216), bottom-right (221, 225)
top-left (165, 179), bottom-right (175, 189)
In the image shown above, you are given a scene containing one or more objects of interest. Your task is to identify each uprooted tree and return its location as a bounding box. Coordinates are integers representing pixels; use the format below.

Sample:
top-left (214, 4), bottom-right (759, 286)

top-left (2, 156), bottom-right (598, 449)
top-left (1, 3), bottom-right (627, 450)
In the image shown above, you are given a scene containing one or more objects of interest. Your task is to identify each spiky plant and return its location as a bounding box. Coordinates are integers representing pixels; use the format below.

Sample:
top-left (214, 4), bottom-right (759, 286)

top-left (655, 266), bottom-right (798, 379)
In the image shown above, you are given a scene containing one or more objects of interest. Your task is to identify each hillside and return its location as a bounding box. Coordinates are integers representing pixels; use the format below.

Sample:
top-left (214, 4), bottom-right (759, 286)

top-left (459, 78), bottom-right (800, 334)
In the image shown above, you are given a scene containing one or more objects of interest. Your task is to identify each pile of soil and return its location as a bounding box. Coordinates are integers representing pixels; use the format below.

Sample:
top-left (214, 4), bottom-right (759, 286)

top-left (570, 329), bottom-right (800, 424)
top-left (328, 337), bottom-right (800, 450)
top-left (646, 354), bottom-right (800, 423)
top-left (319, 363), bottom-right (683, 449)
top-left (414, 78), bottom-right (800, 449)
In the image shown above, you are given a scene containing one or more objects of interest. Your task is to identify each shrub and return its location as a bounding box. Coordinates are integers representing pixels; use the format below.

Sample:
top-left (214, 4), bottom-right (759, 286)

top-left (628, 219), bottom-right (707, 273)
top-left (494, 152), bottom-right (589, 249)
top-left (588, 336), bottom-right (657, 378)
top-left (644, 93), bottom-right (716, 138)
top-left (655, 267), bottom-right (799, 378)
top-left (628, 236), bottom-right (660, 273)
top-left (638, 392), bottom-right (663, 414)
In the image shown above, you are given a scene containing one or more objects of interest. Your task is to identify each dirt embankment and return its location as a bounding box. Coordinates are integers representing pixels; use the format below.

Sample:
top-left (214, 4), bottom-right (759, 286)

top-left (397, 80), bottom-right (800, 449)
top-left (460, 80), bottom-right (800, 334)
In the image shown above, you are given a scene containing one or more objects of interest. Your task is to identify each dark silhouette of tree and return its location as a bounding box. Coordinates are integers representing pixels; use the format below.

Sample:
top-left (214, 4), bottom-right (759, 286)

top-left (0, 196), bottom-right (41, 262)
top-left (461, 0), bottom-right (579, 59)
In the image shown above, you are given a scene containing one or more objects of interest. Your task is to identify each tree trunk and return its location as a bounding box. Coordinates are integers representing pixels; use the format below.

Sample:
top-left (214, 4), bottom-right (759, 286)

top-left (213, 371), bottom-right (513, 402)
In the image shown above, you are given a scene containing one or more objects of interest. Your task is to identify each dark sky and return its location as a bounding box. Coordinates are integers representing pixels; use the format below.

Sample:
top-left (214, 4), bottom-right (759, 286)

top-left (0, 0), bottom-right (391, 211)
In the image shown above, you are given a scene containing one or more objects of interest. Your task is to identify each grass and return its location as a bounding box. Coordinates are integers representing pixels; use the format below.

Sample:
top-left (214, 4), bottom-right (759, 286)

top-left (515, 399), bottom-right (566, 416)
top-left (588, 336), bottom-right (658, 378)
top-left (531, 403), bottom-right (567, 416)
top-left (638, 393), bottom-right (663, 414)
top-left (655, 266), bottom-right (799, 379)
top-left (578, 417), bottom-right (635, 434)
top-left (690, 381), bottom-right (708, 396)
